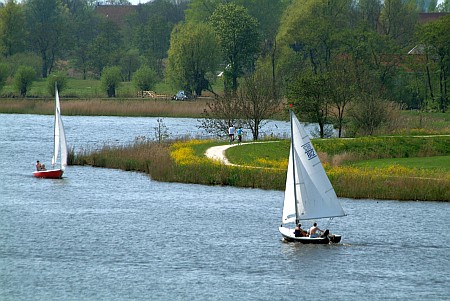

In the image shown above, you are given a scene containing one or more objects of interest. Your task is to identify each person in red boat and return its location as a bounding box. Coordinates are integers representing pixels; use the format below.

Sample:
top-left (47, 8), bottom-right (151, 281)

top-left (36, 160), bottom-right (46, 171)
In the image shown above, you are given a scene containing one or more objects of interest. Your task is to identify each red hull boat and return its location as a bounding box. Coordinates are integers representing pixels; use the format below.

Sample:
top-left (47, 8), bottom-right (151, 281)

top-left (33, 169), bottom-right (64, 179)
top-left (33, 84), bottom-right (68, 179)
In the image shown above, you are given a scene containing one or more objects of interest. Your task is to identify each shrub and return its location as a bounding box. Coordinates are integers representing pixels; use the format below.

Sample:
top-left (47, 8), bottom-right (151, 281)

top-left (47, 72), bottom-right (68, 96)
top-left (14, 66), bottom-right (36, 97)
top-left (101, 66), bottom-right (122, 97)
top-left (132, 66), bottom-right (158, 93)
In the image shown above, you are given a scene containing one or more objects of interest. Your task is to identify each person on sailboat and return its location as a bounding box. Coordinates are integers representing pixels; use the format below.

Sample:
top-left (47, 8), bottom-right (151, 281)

top-left (36, 160), bottom-right (46, 171)
top-left (294, 223), bottom-right (307, 237)
top-left (309, 223), bottom-right (324, 238)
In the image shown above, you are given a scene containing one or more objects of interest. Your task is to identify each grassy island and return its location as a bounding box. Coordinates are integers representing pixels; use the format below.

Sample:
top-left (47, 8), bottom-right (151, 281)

top-left (71, 136), bottom-right (450, 202)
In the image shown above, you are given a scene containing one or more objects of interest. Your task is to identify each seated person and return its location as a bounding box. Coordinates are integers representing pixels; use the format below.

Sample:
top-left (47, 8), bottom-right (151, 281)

top-left (294, 223), bottom-right (307, 237)
top-left (309, 222), bottom-right (324, 238)
top-left (36, 160), bottom-right (46, 171)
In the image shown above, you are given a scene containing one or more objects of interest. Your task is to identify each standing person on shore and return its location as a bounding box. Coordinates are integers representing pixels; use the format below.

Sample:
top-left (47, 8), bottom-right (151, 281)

top-left (228, 125), bottom-right (235, 144)
top-left (237, 127), bottom-right (243, 145)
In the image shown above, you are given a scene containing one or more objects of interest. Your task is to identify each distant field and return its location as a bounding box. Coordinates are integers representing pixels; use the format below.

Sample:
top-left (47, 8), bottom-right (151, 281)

top-left (0, 78), bottom-right (221, 99)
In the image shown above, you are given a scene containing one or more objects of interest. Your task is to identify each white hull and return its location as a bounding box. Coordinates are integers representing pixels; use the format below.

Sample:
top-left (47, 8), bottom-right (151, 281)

top-left (279, 227), bottom-right (341, 244)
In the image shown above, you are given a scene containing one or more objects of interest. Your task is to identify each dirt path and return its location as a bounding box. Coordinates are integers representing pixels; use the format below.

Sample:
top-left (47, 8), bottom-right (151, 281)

top-left (204, 141), bottom-right (281, 166)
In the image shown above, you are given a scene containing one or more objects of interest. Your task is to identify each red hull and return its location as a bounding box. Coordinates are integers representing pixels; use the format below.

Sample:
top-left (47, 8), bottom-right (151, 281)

top-left (33, 169), bottom-right (64, 179)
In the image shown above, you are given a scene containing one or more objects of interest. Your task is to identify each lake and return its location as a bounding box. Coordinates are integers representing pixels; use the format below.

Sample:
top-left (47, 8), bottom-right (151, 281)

top-left (1, 114), bottom-right (449, 300)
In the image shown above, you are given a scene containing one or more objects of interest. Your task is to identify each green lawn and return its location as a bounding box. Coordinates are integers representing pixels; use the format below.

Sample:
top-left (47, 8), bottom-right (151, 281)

top-left (225, 138), bottom-right (450, 172)
top-left (349, 155), bottom-right (450, 171)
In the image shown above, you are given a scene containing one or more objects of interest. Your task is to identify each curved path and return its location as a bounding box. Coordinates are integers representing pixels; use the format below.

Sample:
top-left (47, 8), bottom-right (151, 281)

top-left (204, 141), bottom-right (280, 166)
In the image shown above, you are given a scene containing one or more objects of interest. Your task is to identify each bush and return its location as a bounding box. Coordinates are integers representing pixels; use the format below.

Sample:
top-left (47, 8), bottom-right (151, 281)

top-left (47, 72), bottom-right (68, 96)
top-left (14, 66), bottom-right (36, 97)
top-left (101, 66), bottom-right (122, 97)
top-left (132, 66), bottom-right (158, 93)
top-left (0, 63), bottom-right (8, 93)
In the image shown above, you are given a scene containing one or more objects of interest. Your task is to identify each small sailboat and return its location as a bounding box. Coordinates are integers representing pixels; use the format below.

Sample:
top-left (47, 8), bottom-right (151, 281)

top-left (279, 110), bottom-right (345, 244)
top-left (33, 84), bottom-right (67, 179)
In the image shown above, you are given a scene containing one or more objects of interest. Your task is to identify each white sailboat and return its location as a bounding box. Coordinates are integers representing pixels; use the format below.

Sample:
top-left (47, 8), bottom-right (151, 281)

top-left (33, 84), bottom-right (68, 179)
top-left (279, 110), bottom-right (345, 244)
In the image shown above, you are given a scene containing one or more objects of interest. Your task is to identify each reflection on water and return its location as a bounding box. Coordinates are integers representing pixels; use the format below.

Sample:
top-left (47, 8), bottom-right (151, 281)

top-left (0, 114), bottom-right (449, 300)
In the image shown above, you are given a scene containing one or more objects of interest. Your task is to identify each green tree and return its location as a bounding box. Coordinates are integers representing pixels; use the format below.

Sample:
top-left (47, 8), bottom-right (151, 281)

top-left (0, 0), bottom-right (26, 57)
top-left (0, 63), bottom-right (9, 93)
top-left (287, 72), bottom-right (332, 138)
top-left (236, 0), bottom-right (291, 98)
top-left (209, 3), bottom-right (260, 94)
top-left (47, 71), bottom-right (68, 96)
top-left (14, 66), bottom-right (36, 97)
top-left (25, 0), bottom-right (70, 78)
top-left (418, 15), bottom-right (450, 112)
top-left (132, 66), bottom-right (158, 93)
top-left (101, 66), bottom-right (122, 97)
top-left (236, 70), bottom-right (282, 140)
top-left (166, 22), bottom-right (219, 96)
top-left (128, 0), bottom-right (185, 75)
top-left (379, 0), bottom-right (418, 48)
top-left (87, 18), bottom-right (123, 78)
top-left (185, 0), bottom-right (220, 23)
top-left (121, 49), bottom-right (141, 82)
top-left (277, 0), bottom-right (354, 76)
top-left (328, 58), bottom-right (357, 138)
top-left (67, 0), bottom-right (99, 80)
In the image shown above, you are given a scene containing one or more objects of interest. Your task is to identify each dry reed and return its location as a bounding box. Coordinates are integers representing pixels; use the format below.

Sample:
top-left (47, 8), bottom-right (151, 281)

top-left (0, 98), bottom-right (211, 117)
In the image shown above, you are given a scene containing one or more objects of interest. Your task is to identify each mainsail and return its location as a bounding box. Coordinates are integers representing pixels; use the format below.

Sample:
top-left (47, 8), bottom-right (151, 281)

top-left (51, 86), bottom-right (68, 170)
top-left (281, 111), bottom-right (345, 224)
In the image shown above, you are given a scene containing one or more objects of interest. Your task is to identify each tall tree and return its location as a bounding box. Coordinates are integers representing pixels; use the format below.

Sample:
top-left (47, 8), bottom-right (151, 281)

top-left (276, 0), bottom-right (355, 94)
top-left (287, 72), bottom-right (332, 138)
top-left (87, 17), bottom-right (123, 77)
top-left (418, 15), bottom-right (450, 112)
top-left (236, 70), bottom-right (283, 140)
top-left (209, 3), bottom-right (260, 94)
top-left (128, 0), bottom-right (186, 75)
top-left (66, 0), bottom-right (98, 79)
top-left (166, 22), bottom-right (219, 96)
top-left (0, 0), bottom-right (26, 57)
top-left (379, 0), bottom-right (418, 49)
top-left (25, 0), bottom-right (70, 78)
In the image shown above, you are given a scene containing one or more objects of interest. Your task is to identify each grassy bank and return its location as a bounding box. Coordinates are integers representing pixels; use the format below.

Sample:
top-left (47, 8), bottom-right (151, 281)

top-left (71, 136), bottom-right (450, 201)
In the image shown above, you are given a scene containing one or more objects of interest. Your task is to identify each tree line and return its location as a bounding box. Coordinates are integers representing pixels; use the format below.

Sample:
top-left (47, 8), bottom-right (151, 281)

top-left (0, 0), bottom-right (449, 138)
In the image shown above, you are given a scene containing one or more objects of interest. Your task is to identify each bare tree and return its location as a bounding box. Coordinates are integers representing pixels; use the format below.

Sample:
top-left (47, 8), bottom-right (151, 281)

top-left (199, 71), bottom-right (282, 140)
top-left (199, 95), bottom-right (242, 138)
top-left (236, 72), bottom-right (283, 140)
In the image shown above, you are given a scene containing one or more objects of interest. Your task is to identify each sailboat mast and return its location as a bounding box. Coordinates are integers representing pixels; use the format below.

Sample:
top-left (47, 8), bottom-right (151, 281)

top-left (289, 110), bottom-right (300, 225)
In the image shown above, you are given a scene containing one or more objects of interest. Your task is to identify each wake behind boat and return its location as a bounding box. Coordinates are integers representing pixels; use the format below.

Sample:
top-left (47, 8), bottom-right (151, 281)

top-left (33, 84), bottom-right (68, 179)
top-left (279, 110), bottom-right (345, 244)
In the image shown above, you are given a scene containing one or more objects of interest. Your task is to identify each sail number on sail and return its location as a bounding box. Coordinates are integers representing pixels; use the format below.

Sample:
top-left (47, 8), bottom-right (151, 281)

top-left (301, 142), bottom-right (317, 160)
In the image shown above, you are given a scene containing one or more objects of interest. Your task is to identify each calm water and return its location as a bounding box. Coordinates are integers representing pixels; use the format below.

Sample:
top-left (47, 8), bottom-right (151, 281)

top-left (1, 114), bottom-right (449, 301)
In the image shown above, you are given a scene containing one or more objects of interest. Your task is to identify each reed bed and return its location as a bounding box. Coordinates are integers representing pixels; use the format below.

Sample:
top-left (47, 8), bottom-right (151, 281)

top-left (0, 98), bottom-right (210, 117)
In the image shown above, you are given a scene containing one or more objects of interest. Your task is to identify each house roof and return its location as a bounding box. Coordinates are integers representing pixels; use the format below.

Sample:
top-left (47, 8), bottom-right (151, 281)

top-left (418, 12), bottom-right (450, 24)
top-left (94, 5), bottom-right (138, 27)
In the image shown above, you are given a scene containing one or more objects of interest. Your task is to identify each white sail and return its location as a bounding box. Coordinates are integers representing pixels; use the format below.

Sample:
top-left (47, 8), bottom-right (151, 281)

top-left (51, 87), bottom-right (68, 170)
top-left (281, 111), bottom-right (345, 224)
